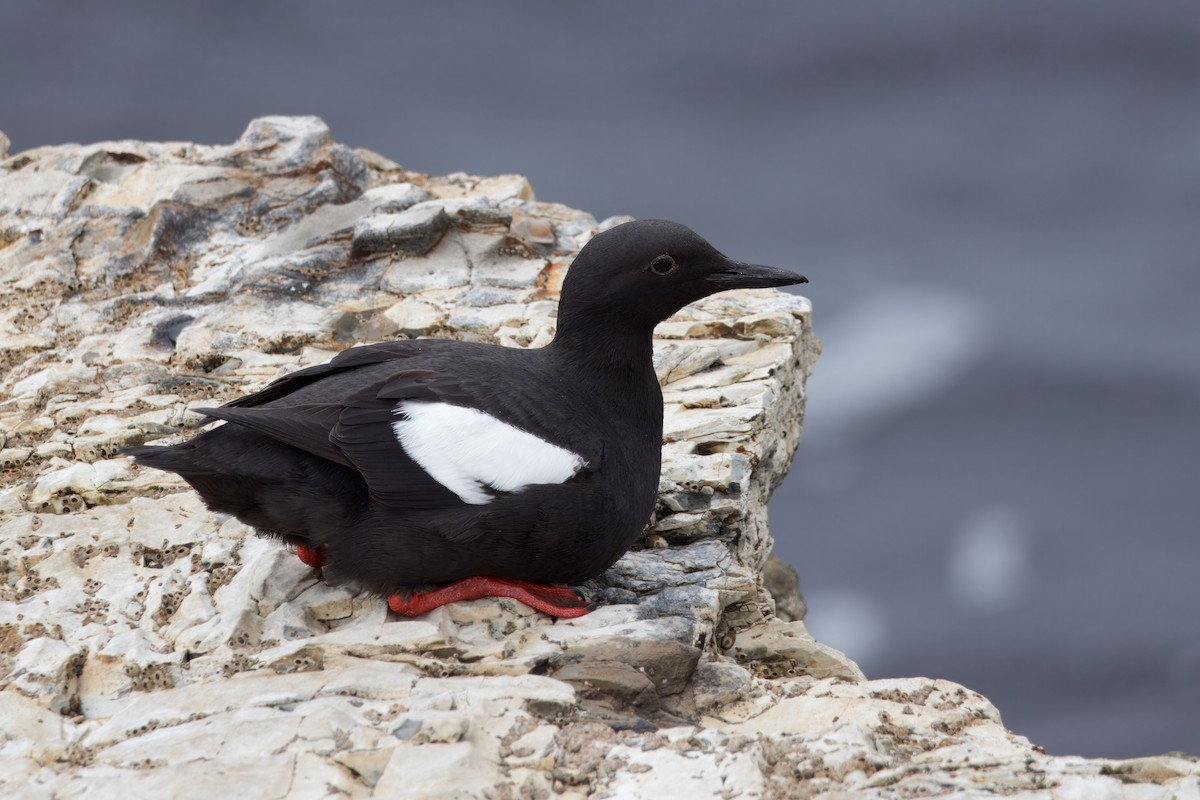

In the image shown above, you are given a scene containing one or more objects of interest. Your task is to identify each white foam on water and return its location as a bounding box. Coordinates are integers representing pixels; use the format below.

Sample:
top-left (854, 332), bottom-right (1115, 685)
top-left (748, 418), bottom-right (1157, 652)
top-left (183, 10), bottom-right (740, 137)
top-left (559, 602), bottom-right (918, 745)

top-left (946, 505), bottom-right (1031, 613)
top-left (804, 286), bottom-right (991, 442)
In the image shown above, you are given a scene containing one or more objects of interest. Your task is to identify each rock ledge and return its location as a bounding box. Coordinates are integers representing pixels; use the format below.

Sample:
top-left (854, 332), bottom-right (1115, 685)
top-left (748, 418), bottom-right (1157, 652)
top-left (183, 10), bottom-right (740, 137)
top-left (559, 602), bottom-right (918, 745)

top-left (1, 118), bottom-right (1195, 798)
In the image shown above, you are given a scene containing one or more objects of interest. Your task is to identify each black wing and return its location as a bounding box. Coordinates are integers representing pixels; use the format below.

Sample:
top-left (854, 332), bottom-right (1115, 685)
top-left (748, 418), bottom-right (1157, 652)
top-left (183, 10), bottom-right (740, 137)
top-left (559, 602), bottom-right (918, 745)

top-left (198, 344), bottom-right (603, 510)
top-left (222, 340), bottom-right (458, 409)
top-left (195, 368), bottom-right (474, 509)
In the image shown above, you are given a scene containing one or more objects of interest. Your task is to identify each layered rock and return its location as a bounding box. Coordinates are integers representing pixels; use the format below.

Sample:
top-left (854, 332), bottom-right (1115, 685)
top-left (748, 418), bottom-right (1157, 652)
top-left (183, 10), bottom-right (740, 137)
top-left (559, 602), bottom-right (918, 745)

top-left (0, 118), bottom-right (1195, 798)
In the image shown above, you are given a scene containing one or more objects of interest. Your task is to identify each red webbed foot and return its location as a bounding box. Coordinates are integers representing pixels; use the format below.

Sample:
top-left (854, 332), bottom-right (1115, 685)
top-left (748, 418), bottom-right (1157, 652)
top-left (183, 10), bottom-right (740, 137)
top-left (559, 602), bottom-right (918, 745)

top-left (295, 544), bottom-right (326, 569)
top-left (388, 576), bottom-right (595, 619)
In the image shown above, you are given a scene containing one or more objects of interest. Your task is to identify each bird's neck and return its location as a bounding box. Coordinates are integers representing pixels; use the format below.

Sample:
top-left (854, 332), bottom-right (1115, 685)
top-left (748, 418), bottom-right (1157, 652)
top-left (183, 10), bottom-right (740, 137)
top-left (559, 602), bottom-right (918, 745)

top-left (548, 317), bottom-right (665, 450)
top-left (549, 317), bottom-right (656, 376)
top-left (547, 307), bottom-right (657, 376)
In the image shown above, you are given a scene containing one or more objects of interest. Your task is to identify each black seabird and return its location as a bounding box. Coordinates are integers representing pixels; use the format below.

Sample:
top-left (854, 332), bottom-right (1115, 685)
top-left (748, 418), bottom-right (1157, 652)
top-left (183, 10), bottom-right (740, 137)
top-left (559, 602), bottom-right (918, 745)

top-left (129, 219), bottom-right (807, 617)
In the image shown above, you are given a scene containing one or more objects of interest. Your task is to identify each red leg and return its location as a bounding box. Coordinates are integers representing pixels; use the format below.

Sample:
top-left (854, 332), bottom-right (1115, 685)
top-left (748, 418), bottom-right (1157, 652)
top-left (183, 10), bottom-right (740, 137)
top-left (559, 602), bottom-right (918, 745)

top-left (296, 544), bottom-right (325, 569)
top-left (388, 576), bottom-right (595, 618)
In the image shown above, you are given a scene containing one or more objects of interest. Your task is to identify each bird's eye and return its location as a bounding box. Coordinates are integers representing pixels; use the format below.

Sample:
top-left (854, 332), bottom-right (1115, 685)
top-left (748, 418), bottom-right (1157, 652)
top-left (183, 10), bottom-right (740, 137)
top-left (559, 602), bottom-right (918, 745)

top-left (648, 255), bottom-right (677, 276)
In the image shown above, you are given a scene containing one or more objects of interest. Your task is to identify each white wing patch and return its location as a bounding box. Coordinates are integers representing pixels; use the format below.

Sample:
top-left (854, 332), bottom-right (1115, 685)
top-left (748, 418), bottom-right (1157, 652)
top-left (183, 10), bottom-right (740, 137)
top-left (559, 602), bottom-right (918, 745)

top-left (391, 400), bottom-right (587, 505)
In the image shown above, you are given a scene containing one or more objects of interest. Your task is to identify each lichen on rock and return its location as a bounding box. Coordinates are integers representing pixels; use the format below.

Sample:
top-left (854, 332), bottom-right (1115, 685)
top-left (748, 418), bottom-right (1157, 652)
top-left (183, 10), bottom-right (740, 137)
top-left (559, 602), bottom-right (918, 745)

top-left (1, 118), bottom-right (1195, 798)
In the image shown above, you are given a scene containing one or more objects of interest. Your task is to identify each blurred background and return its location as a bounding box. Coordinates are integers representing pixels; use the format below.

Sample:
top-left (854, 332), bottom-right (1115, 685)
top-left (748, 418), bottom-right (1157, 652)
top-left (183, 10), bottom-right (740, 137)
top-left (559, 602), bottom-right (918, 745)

top-left (3, 2), bottom-right (1197, 758)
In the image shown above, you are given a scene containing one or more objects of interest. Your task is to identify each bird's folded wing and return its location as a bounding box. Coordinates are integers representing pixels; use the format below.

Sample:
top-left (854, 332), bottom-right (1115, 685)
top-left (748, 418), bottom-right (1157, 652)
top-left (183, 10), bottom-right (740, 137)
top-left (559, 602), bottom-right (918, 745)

top-left (200, 366), bottom-right (603, 511)
top-left (370, 369), bottom-right (604, 471)
top-left (222, 340), bottom-right (452, 409)
top-left (196, 400), bottom-right (466, 509)
top-left (194, 404), bottom-right (350, 466)
top-left (335, 370), bottom-right (602, 507)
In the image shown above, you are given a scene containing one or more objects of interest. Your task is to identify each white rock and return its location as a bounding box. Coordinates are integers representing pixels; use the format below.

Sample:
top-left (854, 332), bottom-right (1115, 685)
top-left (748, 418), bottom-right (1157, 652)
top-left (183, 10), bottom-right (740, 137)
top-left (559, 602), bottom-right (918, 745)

top-left (8, 637), bottom-right (83, 713)
top-left (382, 297), bottom-right (444, 335)
top-left (374, 741), bottom-right (501, 799)
top-left (0, 690), bottom-right (73, 765)
top-left (505, 723), bottom-right (558, 768)
top-left (608, 740), bottom-right (768, 799)
top-left (381, 232), bottom-right (472, 293)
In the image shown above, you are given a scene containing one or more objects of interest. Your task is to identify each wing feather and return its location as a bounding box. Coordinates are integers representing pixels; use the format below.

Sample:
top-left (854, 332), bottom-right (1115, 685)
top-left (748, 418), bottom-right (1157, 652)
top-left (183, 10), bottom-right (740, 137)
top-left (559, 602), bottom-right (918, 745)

top-left (195, 405), bottom-right (350, 466)
top-left (197, 342), bottom-right (603, 512)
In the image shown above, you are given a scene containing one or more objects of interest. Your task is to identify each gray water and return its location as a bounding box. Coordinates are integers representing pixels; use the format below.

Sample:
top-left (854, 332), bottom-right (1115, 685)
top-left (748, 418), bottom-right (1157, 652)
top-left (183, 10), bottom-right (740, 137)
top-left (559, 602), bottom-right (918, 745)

top-left (4, 1), bottom-right (1198, 758)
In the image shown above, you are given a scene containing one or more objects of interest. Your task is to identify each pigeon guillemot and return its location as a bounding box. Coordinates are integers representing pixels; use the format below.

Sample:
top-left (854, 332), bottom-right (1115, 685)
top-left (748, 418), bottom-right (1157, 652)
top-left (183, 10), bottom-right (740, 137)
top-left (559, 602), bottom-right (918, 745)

top-left (128, 219), bottom-right (807, 617)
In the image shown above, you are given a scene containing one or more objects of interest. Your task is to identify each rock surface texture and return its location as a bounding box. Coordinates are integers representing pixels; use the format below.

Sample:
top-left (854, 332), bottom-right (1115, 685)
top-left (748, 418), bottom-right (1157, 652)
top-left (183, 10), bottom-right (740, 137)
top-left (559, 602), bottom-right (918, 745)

top-left (1, 118), bottom-right (1195, 798)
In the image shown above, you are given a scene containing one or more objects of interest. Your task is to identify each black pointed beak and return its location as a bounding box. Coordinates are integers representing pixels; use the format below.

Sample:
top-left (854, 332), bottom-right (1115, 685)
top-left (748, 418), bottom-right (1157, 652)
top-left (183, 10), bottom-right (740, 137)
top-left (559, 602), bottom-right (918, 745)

top-left (707, 260), bottom-right (808, 289)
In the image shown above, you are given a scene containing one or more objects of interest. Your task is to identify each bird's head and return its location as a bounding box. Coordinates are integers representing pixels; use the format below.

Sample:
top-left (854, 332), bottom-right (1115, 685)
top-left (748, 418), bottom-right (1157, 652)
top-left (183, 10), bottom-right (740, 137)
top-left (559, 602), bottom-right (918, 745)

top-left (554, 219), bottom-right (807, 340)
